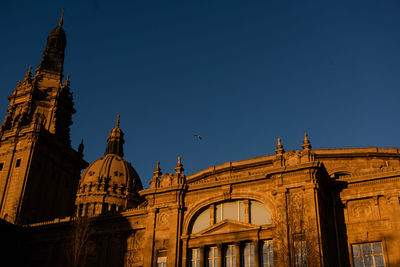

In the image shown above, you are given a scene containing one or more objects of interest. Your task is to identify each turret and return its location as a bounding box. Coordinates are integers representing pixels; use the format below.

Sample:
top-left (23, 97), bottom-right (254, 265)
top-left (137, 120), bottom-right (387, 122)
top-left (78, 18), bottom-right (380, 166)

top-left (75, 116), bottom-right (143, 216)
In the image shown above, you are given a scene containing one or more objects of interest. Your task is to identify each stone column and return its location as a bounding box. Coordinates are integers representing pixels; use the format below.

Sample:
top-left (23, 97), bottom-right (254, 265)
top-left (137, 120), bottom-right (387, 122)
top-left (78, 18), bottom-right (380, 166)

top-left (253, 240), bottom-right (260, 267)
top-left (182, 239), bottom-right (188, 267)
top-left (210, 204), bottom-right (215, 225)
top-left (244, 200), bottom-right (250, 223)
top-left (235, 243), bottom-right (241, 267)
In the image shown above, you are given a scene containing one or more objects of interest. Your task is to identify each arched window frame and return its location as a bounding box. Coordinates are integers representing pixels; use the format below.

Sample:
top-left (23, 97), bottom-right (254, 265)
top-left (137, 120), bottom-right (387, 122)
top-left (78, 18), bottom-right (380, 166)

top-left (190, 199), bottom-right (272, 234)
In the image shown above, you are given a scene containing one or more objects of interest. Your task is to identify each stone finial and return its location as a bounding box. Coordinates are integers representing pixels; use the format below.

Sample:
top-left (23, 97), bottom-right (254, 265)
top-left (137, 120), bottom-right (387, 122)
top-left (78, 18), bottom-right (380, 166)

top-left (153, 161), bottom-right (162, 178)
top-left (78, 139), bottom-right (84, 156)
top-left (58, 9), bottom-right (64, 27)
top-left (63, 74), bottom-right (70, 87)
top-left (24, 66), bottom-right (32, 81)
top-left (116, 114), bottom-right (120, 128)
top-left (302, 133), bottom-right (312, 150)
top-left (275, 137), bottom-right (285, 154)
top-left (175, 156), bottom-right (184, 174)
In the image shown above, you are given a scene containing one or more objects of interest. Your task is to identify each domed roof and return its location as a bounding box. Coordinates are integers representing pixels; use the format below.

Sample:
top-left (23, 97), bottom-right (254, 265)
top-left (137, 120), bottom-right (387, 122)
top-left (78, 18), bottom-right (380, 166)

top-left (75, 115), bottom-right (143, 216)
top-left (80, 153), bottom-right (142, 192)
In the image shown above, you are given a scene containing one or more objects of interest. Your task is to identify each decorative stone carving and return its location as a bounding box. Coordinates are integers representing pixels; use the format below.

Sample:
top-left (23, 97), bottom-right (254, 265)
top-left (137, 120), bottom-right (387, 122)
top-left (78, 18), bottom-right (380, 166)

top-left (158, 212), bottom-right (169, 225)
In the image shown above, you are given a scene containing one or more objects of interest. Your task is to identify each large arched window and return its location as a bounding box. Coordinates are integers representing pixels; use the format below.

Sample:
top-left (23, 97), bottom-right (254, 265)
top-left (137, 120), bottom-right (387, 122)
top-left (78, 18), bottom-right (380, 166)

top-left (190, 199), bottom-right (271, 234)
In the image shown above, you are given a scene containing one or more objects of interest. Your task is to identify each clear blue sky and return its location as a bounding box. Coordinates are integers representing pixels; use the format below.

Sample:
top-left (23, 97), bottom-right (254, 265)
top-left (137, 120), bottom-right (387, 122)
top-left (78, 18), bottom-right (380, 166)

top-left (1, 1), bottom-right (400, 186)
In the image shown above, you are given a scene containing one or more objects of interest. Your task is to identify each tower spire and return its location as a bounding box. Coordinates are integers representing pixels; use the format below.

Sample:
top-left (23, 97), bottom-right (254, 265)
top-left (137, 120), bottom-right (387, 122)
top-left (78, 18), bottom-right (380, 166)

top-left (116, 114), bottom-right (120, 128)
top-left (105, 115), bottom-right (125, 157)
top-left (36, 12), bottom-right (67, 76)
top-left (58, 9), bottom-right (64, 27)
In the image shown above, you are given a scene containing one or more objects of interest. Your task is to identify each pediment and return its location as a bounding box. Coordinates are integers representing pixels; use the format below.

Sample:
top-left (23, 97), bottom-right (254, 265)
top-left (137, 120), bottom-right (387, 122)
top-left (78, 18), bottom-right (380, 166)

top-left (195, 220), bottom-right (259, 236)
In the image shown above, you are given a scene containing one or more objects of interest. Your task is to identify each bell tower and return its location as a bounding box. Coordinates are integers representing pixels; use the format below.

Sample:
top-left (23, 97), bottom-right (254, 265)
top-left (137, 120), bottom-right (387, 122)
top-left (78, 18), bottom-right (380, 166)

top-left (0, 13), bottom-right (87, 224)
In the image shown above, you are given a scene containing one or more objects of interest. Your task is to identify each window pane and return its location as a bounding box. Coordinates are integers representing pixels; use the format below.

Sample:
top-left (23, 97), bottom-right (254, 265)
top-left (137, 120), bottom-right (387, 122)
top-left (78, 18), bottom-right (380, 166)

top-left (364, 256), bottom-right (373, 266)
top-left (250, 201), bottom-right (271, 225)
top-left (192, 208), bottom-right (210, 233)
top-left (263, 240), bottom-right (273, 267)
top-left (191, 248), bottom-right (200, 267)
top-left (294, 240), bottom-right (306, 267)
top-left (373, 243), bottom-right (383, 254)
top-left (244, 257), bottom-right (249, 266)
top-left (223, 202), bottom-right (237, 221)
top-left (375, 255), bottom-right (384, 267)
top-left (208, 247), bottom-right (218, 267)
top-left (352, 242), bottom-right (385, 267)
top-left (353, 258), bottom-right (363, 267)
top-left (362, 244), bottom-right (372, 255)
top-left (225, 245), bottom-right (236, 267)
top-left (352, 244), bottom-right (361, 256)
top-left (243, 243), bottom-right (255, 267)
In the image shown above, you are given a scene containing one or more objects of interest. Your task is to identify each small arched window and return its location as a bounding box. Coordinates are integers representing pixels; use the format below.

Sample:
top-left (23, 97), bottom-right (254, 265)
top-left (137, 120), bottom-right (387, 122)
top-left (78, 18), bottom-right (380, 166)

top-left (190, 199), bottom-right (271, 234)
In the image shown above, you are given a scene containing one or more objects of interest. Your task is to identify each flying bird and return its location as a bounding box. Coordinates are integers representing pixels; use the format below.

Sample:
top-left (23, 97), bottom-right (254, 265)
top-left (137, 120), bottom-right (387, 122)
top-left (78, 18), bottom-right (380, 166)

top-left (193, 134), bottom-right (202, 140)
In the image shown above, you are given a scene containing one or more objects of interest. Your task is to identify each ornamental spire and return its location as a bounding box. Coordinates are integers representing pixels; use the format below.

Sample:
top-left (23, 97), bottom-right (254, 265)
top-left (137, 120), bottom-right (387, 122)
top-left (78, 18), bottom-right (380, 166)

top-left (174, 156), bottom-right (184, 174)
top-left (153, 161), bottom-right (162, 178)
top-left (58, 9), bottom-right (64, 27)
top-left (104, 115), bottom-right (125, 157)
top-left (302, 133), bottom-right (311, 150)
top-left (116, 114), bottom-right (120, 128)
top-left (275, 137), bottom-right (285, 154)
top-left (63, 74), bottom-right (70, 87)
top-left (37, 12), bottom-right (67, 76)
top-left (23, 66), bottom-right (32, 82)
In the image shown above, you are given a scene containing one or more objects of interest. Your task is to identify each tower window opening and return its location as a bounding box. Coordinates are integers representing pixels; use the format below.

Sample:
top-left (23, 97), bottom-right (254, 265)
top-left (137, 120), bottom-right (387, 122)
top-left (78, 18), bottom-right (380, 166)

top-left (15, 159), bottom-right (21, 168)
top-left (78, 204), bottom-right (83, 216)
top-left (111, 204), bottom-right (116, 212)
top-left (0, 162), bottom-right (4, 171)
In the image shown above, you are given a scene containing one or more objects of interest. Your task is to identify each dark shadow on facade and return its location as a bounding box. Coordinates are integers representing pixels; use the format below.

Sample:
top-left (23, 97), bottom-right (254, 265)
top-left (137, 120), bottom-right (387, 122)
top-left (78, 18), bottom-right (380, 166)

top-left (21, 213), bottom-right (133, 267)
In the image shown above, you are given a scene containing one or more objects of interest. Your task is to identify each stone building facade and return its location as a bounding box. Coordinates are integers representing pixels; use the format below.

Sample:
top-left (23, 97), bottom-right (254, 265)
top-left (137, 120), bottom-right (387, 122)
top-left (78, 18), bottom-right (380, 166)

top-left (1, 16), bottom-right (400, 267)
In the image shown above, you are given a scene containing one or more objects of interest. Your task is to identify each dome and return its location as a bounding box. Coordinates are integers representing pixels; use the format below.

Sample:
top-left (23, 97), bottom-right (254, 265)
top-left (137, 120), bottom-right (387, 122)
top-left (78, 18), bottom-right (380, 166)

top-left (80, 153), bottom-right (142, 192)
top-left (75, 115), bottom-right (143, 216)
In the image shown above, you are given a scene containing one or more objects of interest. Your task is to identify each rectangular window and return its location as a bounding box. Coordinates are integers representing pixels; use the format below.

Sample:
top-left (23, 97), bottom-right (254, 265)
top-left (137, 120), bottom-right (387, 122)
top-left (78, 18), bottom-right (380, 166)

top-left (0, 162), bottom-right (3, 171)
top-left (263, 240), bottom-right (274, 267)
top-left (243, 243), bottom-right (255, 267)
top-left (215, 201), bottom-right (246, 224)
top-left (191, 248), bottom-right (200, 267)
top-left (225, 244), bottom-right (236, 267)
top-left (352, 242), bottom-right (385, 267)
top-left (294, 239), bottom-right (307, 267)
top-left (157, 250), bottom-right (167, 267)
top-left (15, 159), bottom-right (21, 168)
top-left (208, 246), bottom-right (218, 267)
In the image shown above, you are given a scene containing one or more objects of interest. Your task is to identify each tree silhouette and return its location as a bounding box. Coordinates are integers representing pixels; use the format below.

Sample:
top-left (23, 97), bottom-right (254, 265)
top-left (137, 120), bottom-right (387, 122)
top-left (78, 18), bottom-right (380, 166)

top-left (66, 216), bottom-right (92, 267)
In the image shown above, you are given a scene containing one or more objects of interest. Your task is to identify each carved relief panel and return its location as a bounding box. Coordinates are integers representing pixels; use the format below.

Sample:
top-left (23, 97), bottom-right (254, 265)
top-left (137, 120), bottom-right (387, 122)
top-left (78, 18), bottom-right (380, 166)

top-left (348, 198), bottom-right (380, 222)
top-left (124, 230), bottom-right (144, 267)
